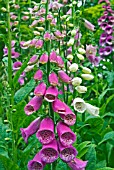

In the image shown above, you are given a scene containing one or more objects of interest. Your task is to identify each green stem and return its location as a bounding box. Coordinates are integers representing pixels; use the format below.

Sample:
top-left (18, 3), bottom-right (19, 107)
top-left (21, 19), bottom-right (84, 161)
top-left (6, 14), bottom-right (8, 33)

top-left (82, 112), bottom-right (85, 122)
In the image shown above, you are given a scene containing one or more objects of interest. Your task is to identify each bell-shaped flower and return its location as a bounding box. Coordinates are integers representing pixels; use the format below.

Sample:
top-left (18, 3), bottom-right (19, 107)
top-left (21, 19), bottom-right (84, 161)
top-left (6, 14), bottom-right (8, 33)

top-left (13, 61), bottom-right (22, 71)
top-left (82, 67), bottom-right (91, 74)
top-left (67, 157), bottom-right (88, 170)
top-left (52, 99), bottom-right (66, 114)
top-left (78, 48), bottom-right (86, 55)
top-left (44, 86), bottom-right (58, 102)
top-left (49, 72), bottom-right (58, 86)
top-left (20, 117), bottom-right (41, 143)
top-left (57, 121), bottom-right (76, 146)
top-left (49, 51), bottom-right (57, 63)
top-left (67, 54), bottom-right (74, 61)
top-left (86, 45), bottom-right (97, 58)
top-left (39, 53), bottom-right (48, 64)
top-left (24, 96), bottom-right (43, 115)
top-left (72, 98), bottom-right (86, 113)
top-left (44, 32), bottom-right (51, 41)
top-left (28, 55), bottom-right (38, 65)
top-left (77, 53), bottom-right (84, 60)
top-left (75, 86), bottom-right (87, 93)
top-left (24, 65), bottom-right (34, 72)
top-left (58, 70), bottom-right (71, 84)
top-left (85, 103), bottom-right (99, 116)
top-left (69, 63), bottom-right (78, 72)
top-left (36, 117), bottom-right (55, 144)
top-left (72, 77), bottom-right (82, 86)
top-left (34, 69), bottom-right (43, 81)
top-left (81, 74), bottom-right (94, 80)
top-left (58, 140), bottom-right (78, 162)
top-left (105, 26), bottom-right (113, 35)
top-left (28, 152), bottom-right (46, 170)
top-left (35, 40), bottom-right (43, 49)
top-left (34, 82), bottom-right (46, 97)
top-left (84, 19), bottom-right (95, 31)
top-left (57, 56), bottom-right (64, 68)
top-left (40, 139), bottom-right (58, 163)
top-left (103, 46), bottom-right (112, 56)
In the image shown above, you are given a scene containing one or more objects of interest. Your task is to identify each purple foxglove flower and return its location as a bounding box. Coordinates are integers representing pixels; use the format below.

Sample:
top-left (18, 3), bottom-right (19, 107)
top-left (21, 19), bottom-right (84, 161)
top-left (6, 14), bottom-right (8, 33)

top-left (105, 26), bottom-right (113, 34)
top-left (67, 47), bottom-right (72, 55)
top-left (108, 21), bottom-right (114, 27)
top-left (98, 18), bottom-right (102, 26)
top-left (58, 141), bottom-right (78, 162)
top-left (28, 152), bottom-right (46, 170)
top-left (99, 15), bottom-right (107, 22)
top-left (57, 56), bottom-right (64, 68)
top-left (36, 117), bottom-right (55, 144)
top-left (39, 53), bottom-right (48, 64)
top-left (24, 96), bottom-right (43, 115)
top-left (86, 45), bottom-right (97, 58)
top-left (93, 57), bottom-right (102, 66)
top-left (88, 55), bottom-right (95, 63)
top-left (108, 16), bottom-right (114, 23)
top-left (40, 139), bottom-right (58, 163)
top-left (20, 117), bottom-right (41, 143)
top-left (49, 72), bottom-right (58, 86)
top-left (49, 51), bottom-right (57, 63)
top-left (35, 40), bottom-right (43, 49)
top-left (47, 14), bottom-right (53, 21)
top-left (44, 32), bottom-right (51, 41)
top-left (49, 1), bottom-right (63, 10)
top-left (100, 33), bottom-right (107, 40)
top-left (3, 47), bottom-right (8, 56)
top-left (13, 61), bottom-right (22, 71)
top-left (52, 99), bottom-right (66, 114)
top-left (44, 86), bottom-right (58, 102)
top-left (58, 70), bottom-right (72, 84)
top-left (100, 22), bottom-right (107, 30)
top-left (106, 36), bottom-right (113, 45)
top-left (99, 38), bottom-right (106, 46)
top-left (50, 19), bottom-right (56, 26)
top-left (84, 19), bottom-right (95, 31)
top-left (11, 49), bottom-right (20, 58)
top-left (34, 82), bottom-right (46, 97)
top-left (67, 9), bottom-right (72, 15)
top-left (22, 16), bottom-right (29, 21)
top-left (99, 48), bottom-right (104, 56)
top-left (30, 20), bottom-right (38, 27)
top-left (10, 14), bottom-right (17, 20)
top-left (67, 157), bottom-right (88, 170)
top-left (28, 55), bottom-right (38, 65)
top-left (18, 77), bottom-right (25, 86)
top-left (20, 41), bottom-right (29, 49)
top-left (57, 121), bottom-right (76, 146)
top-left (30, 39), bottom-right (37, 47)
top-left (34, 69), bottom-right (43, 81)
top-left (104, 46), bottom-right (112, 56)
top-left (38, 17), bottom-right (45, 23)
top-left (54, 30), bottom-right (63, 39)
top-left (98, 0), bottom-right (110, 4)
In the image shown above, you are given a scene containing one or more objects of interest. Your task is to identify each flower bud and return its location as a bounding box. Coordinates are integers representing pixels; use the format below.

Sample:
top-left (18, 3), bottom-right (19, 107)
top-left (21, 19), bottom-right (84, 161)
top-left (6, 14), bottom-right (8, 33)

top-left (82, 67), bottom-right (91, 74)
top-left (77, 53), bottom-right (84, 60)
top-left (72, 77), bottom-right (82, 86)
top-left (75, 86), bottom-right (87, 93)
top-left (71, 30), bottom-right (76, 36)
top-left (85, 103), bottom-right (99, 116)
top-left (67, 54), bottom-right (73, 60)
top-left (69, 63), bottom-right (78, 72)
top-left (72, 98), bottom-right (86, 113)
top-left (81, 74), bottom-right (94, 80)
top-left (78, 48), bottom-right (86, 54)
top-left (67, 38), bottom-right (74, 46)
top-left (1, 7), bottom-right (7, 12)
top-left (67, 23), bottom-right (74, 27)
top-left (33, 31), bottom-right (40, 36)
top-left (36, 27), bottom-right (45, 31)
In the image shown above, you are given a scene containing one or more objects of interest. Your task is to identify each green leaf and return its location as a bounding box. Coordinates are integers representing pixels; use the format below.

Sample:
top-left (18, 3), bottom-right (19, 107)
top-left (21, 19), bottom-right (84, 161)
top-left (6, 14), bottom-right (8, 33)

top-left (14, 78), bottom-right (36, 104)
top-left (96, 168), bottom-right (114, 170)
top-left (96, 160), bottom-right (106, 169)
top-left (85, 144), bottom-right (96, 170)
top-left (76, 141), bottom-right (91, 153)
top-left (98, 131), bottom-right (114, 145)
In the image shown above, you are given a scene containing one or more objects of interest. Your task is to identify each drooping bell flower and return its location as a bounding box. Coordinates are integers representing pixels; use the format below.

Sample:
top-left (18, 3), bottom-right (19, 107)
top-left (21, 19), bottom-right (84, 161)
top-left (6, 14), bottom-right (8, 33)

top-left (49, 72), bottom-right (58, 86)
top-left (86, 45), bottom-right (97, 58)
top-left (44, 32), bottom-right (51, 41)
top-left (81, 74), bottom-right (94, 81)
top-left (22, 15), bottom-right (29, 21)
top-left (11, 49), bottom-right (20, 58)
top-left (30, 20), bottom-right (38, 27)
top-left (30, 39), bottom-right (37, 47)
top-left (100, 22), bottom-right (107, 30)
top-left (24, 65), bottom-right (34, 72)
top-left (99, 38), bottom-right (106, 46)
top-left (18, 77), bottom-right (25, 86)
top-left (54, 30), bottom-right (63, 39)
top-left (20, 117), bottom-right (41, 143)
top-left (84, 19), bottom-right (95, 31)
top-left (34, 82), bottom-right (46, 97)
top-left (67, 157), bottom-right (88, 170)
top-left (20, 41), bottom-right (29, 49)
top-left (57, 121), bottom-right (76, 146)
top-left (93, 56), bottom-right (102, 66)
top-left (13, 61), bottom-right (22, 71)
top-left (44, 86), bottom-right (58, 102)
top-left (39, 53), bottom-right (48, 64)
top-left (85, 103), bottom-right (99, 116)
top-left (34, 69), bottom-right (43, 81)
top-left (72, 98), bottom-right (86, 113)
top-left (58, 140), bottom-right (78, 162)
top-left (105, 26), bottom-right (113, 35)
top-left (99, 48), bottom-right (104, 56)
top-left (106, 36), bottom-right (112, 45)
top-left (47, 14), bottom-right (53, 21)
top-left (40, 139), bottom-right (58, 163)
top-left (69, 63), bottom-right (78, 72)
top-left (28, 152), bottom-right (46, 170)
top-left (58, 70), bottom-right (72, 84)
top-left (36, 117), bottom-right (55, 144)
top-left (49, 1), bottom-right (63, 10)
top-left (28, 55), bottom-right (38, 65)
top-left (103, 46), bottom-right (112, 56)
top-left (50, 19), bottom-right (56, 26)
top-left (38, 17), bottom-right (45, 24)
top-left (35, 40), bottom-right (43, 49)
top-left (24, 96), bottom-right (43, 115)
top-left (72, 77), bottom-right (82, 86)
top-left (98, 0), bottom-right (110, 4)
top-left (75, 86), bottom-right (87, 94)
top-left (49, 51), bottom-right (57, 63)
top-left (57, 56), bottom-right (64, 68)
top-left (52, 99), bottom-right (66, 114)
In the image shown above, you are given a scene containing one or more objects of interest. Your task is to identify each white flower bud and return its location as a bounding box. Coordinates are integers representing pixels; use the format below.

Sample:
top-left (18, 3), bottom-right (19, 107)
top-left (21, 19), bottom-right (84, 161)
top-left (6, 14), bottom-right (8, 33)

top-left (23, 40), bottom-right (31, 47)
top-left (82, 67), bottom-right (91, 74)
top-left (67, 23), bottom-right (74, 27)
top-left (75, 86), bottom-right (87, 93)
top-left (72, 77), bottom-right (82, 86)
top-left (81, 74), bottom-right (94, 80)
top-left (78, 48), bottom-right (86, 54)
top-left (67, 38), bottom-right (74, 46)
top-left (77, 53), bottom-right (84, 60)
top-left (67, 54), bottom-right (73, 60)
top-left (71, 30), bottom-right (76, 36)
top-left (72, 98), bottom-right (86, 113)
top-left (24, 65), bottom-right (34, 72)
top-left (1, 7), bottom-right (7, 12)
top-left (33, 31), bottom-right (40, 36)
top-left (85, 103), bottom-right (99, 116)
top-left (36, 27), bottom-right (45, 31)
top-left (69, 63), bottom-right (78, 72)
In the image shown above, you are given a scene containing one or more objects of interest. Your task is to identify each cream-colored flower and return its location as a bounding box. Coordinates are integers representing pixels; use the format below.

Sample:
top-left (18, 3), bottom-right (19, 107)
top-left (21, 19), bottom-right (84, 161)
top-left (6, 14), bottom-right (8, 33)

top-left (67, 54), bottom-right (74, 60)
top-left (78, 48), bottom-right (86, 54)
top-left (72, 98), bottom-right (86, 113)
top-left (36, 27), bottom-right (45, 31)
top-left (71, 30), bottom-right (76, 36)
top-left (69, 63), bottom-right (78, 72)
top-left (75, 86), bottom-right (87, 93)
top-left (85, 103), bottom-right (99, 116)
top-left (81, 74), bottom-right (94, 80)
top-left (82, 67), bottom-right (91, 74)
top-left (67, 38), bottom-right (74, 46)
top-left (72, 77), bottom-right (82, 86)
top-left (77, 53), bottom-right (84, 60)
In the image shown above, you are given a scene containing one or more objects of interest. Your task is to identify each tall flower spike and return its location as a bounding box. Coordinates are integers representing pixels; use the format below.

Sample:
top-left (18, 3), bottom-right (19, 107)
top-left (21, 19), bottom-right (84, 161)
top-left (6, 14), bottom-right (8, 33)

top-left (58, 70), bottom-right (72, 84)
top-left (44, 86), bottom-right (58, 102)
top-left (36, 117), bottom-right (55, 144)
top-left (24, 96), bottom-right (43, 115)
top-left (58, 140), bottom-right (78, 162)
top-left (67, 157), bottom-right (88, 170)
top-left (20, 117), bottom-right (41, 143)
top-left (40, 139), bottom-right (58, 163)
top-left (49, 72), bottom-right (58, 86)
top-left (34, 69), bottom-right (43, 81)
top-left (57, 121), bottom-right (76, 146)
top-left (28, 152), bottom-right (46, 170)
top-left (34, 82), bottom-right (46, 97)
